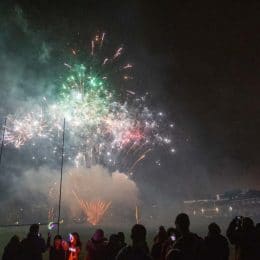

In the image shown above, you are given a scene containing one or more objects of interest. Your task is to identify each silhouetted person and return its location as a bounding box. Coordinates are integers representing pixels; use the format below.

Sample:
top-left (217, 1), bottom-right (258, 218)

top-left (151, 226), bottom-right (167, 260)
top-left (86, 229), bottom-right (107, 260)
top-left (153, 226), bottom-right (167, 243)
top-left (107, 234), bottom-right (122, 260)
top-left (166, 250), bottom-right (183, 260)
top-left (116, 224), bottom-right (151, 260)
top-left (66, 232), bottom-right (81, 260)
top-left (204, 223), bottom-right (229, 260)
top-left (256, 223), bottom-right (260, 231)
top-left (2, 235), bottom-right (21, 260)
top-left (256, 223), bottom-right (260, 245)
top-left (118, 232), bottom-right (127, 249)
top-left (227, 216), bottom-right (260, 260)
top-left (20, 224), bottom-right (47, 260)
top-left (47, 233), bottom-right (66, 260)
top-left (161, 228), bottom-right (180, 260)
top-left (166, 213), bottom-right (205, 260)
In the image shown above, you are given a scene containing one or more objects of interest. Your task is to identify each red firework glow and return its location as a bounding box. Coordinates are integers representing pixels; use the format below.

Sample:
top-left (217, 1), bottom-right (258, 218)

top-left (121, 129), bottom-right (144, 146)
top-left (72, 190), bottom-right (111, 226)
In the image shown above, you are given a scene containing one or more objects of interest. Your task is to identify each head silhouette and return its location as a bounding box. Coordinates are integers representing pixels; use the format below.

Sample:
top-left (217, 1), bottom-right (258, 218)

top-left (159, 226), bottom-right (166, 232)
top-left (54, 235), bottom-right (62, 248)
top-left (167, 227), bottom-right (175, 237)
top-left (156, 226), bottom-right (167, 242)
top-left (242, 217), bottom-right (254, 231)
top-left (9, 235), bottom-right (20, 245)
top-left (131, 224), bottom-right (146, 244)
top-left (256, 223), bottom-right (260, 231)
top-left (109, 234), bottom-right (119, 245)
top-left (29, 224), bottom-right (39, 235)
top-left (175, 213), bottom-right (190, 234)
top-left (92, 229), bottom-right (105, 242)
top-left (208, 223), bottom-right (221, 236)
top-left (117, 232), bottom-right (125, 243)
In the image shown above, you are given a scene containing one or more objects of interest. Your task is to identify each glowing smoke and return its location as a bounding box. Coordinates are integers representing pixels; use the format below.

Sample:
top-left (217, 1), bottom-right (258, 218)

top-left (61, 166), bottom-right (139, 223)
top-left (1, 165), bottom-right (138, 225)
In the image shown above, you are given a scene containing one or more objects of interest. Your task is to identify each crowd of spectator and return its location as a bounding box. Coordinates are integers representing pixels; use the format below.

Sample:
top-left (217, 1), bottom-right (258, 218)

top-left (2, 213), bottom-right (260, 260)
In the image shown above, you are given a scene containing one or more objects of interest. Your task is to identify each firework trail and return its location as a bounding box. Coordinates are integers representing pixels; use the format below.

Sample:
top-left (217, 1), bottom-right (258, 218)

top-left (135, 205), bottom-right (141, 224)
top-left (127, 148), bottom-right (152, 174)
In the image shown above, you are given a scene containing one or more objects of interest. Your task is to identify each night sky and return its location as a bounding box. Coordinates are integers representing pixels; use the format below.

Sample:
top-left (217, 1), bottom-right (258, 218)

top-left (1, 1), bottom-right (260, 198)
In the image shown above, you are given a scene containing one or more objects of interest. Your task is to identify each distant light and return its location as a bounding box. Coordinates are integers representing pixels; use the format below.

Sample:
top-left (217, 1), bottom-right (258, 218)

top-left (229, 206), bottom-right (233, 211)
top-left (164, 138), bottom-right (171, 144)
top-left (215, 207), bottom-right (219, 213)
top-left (170, 148), bottom-right (176, 153)
top-left (48, 222), bottom-right (55, 231)
top-left (201, 208), bottom-right (205, 214)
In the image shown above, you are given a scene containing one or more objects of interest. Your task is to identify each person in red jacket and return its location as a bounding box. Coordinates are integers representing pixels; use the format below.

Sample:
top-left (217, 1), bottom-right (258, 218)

top-left (66, 232), bottom-right (81, 260)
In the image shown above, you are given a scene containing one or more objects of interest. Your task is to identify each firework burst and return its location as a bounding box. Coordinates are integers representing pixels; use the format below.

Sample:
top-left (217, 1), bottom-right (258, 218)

top-left (72, 190), bottom-right (111, 226)
top-left (3, 33), bottom-right (174, 172)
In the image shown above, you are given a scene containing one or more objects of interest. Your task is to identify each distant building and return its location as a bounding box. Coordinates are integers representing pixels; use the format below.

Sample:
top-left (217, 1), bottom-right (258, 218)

top-left (183, 190), bottom-right (260, 219)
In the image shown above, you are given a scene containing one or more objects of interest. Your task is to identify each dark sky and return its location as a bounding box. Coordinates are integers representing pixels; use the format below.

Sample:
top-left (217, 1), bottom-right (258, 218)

top-left (142, 2), bottom-right (260, 162)
top-left (2, 1), bottom-right (260, 196)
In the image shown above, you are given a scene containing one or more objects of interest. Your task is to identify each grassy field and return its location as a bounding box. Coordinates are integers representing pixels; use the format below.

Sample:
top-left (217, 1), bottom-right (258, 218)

top-left (0, 223), bottom-right (236, 260)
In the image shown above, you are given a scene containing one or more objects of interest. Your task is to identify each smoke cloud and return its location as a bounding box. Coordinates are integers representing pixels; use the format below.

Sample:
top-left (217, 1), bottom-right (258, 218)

top-left (0, 165), bottom-right (139, 225)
